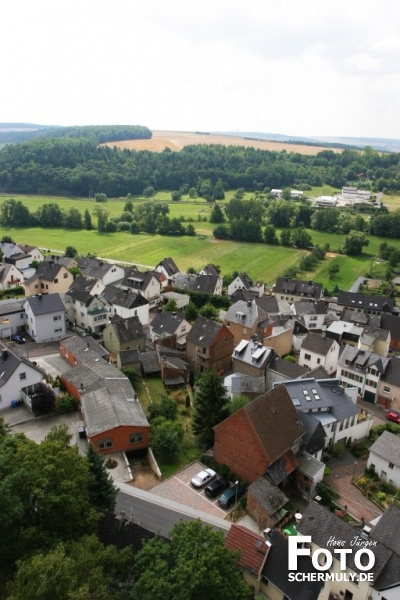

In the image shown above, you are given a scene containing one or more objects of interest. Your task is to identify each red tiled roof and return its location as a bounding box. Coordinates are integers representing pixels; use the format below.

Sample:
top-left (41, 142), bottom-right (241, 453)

top-left (225, 524), bottom-right (269, 575)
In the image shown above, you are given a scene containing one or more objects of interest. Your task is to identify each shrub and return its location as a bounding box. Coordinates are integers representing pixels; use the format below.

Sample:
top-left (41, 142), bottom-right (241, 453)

top-left (55, 394), bottom-right (79, 413)
top-left (332, 443), bottom-right (345, 458)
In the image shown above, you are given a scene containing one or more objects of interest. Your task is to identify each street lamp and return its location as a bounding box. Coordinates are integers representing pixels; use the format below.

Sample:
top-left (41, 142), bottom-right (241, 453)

top-left (352, 461), bottom-right (358, 482)
top-left (235, 480), bottom-right (239, 506)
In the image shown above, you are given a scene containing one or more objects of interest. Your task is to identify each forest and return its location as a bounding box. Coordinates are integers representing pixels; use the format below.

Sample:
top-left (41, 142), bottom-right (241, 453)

top-left (1, 129), bottom-right (400, 198)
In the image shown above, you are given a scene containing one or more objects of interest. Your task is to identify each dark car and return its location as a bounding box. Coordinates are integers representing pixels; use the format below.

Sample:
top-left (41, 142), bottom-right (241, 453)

top-left (218, 483), bottom-right (246, 509)
top-left (11, 334), bottom-right (25, 344)
top-left (78, 426), bottom-right (87, 439)
top-left (204, 477), bottom-right (230, 499)
top-left (386, 411), bottom-right (400, 424)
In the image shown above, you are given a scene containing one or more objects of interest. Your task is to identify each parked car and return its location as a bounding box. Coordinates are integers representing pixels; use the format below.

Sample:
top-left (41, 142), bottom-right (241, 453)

top-left (218, 483), bottom-right (246, 509)
top-left (191, 468), bottom-right (216, 488)
top-left (78, 426), bottom-right (87, 439)
top-left (386, 411), bottom-right (400, 424)
top-left (11, 334), bottom-right (25, 344)
top-left (204, 477), bottom-right (230, 499)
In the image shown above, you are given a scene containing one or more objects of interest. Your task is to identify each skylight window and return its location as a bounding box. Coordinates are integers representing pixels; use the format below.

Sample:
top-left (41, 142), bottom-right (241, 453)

top-left (292, 398), bottom-right (300, 406)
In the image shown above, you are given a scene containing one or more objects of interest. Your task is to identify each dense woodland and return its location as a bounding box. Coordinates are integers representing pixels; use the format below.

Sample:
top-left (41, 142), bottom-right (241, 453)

top-left (1, 131), bottom-right (400, 198)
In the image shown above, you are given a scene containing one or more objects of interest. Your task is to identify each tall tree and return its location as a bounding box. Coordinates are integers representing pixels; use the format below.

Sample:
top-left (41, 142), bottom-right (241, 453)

top-left (92, 205), bottom-right (110, 232)
top-left (86, 444), bottom-right (117, 513)
top-left (131, 520), bottom-right (253, 600)
top-left (192, 370), bottom-right (228, 447)
top-left (84, 208), bottom-right (93, 230)
top-left (343, 230), bottom-right (369, 256)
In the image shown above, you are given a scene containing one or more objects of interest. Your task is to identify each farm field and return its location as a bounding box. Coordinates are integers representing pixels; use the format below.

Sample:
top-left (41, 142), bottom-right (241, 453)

top-left (1, 193), bottom-right (399, 290)
top-left (103, 129), bottom-right (342, 156)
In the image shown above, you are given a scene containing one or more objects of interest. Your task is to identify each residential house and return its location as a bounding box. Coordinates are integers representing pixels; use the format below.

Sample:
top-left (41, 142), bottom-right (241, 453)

top-left (335, 291), bottom-right (394, 316)
top-left (121, 267), bottom-right (161, 308)
top-left (246, 477), bottom-right (289, 530)
top-left (213, 384), bottom-right (305, 483)
top-left (369, 504), bottom-right (400, 600)
top-left (65, 277), bottom-right (109, 334)
top-left (299, 501), bottom-right (394, 600)
top-left (224, 299), bottom-right (270, 345)
top-left (185, 315), bottom-right (234, 374)
top-left (358, 325), bottom-right (391, 357)
top-left (161, 291), bottom-right (190, 312)
top-left (1, 242), bottom-right (33, 271)
top-left (377, 356), bottom-right (400, 410)
top-left (18, 244), bottom-right (44, 264)
top-left (265, 355), bottom-right (308, 392)
top-left (173, 272), bottom-right (223, 296)
top-left (0, 298), bottom-right (26, 338)
top-left (283, 377), bottom-right (372, 453)
top-left (102, 315), bottom-right (146, 361)
top-left (273, 278), bottom-right (323, 303)
top-left (24, 293), bottom-right (66, 342)
top-left (60, 335), bottom-right (109, 368)
top-left (159, 356), bottom-right (188, 387)
top-left (24, 260), bottom-right (74, 297)
top-left (117, 349), bottom-right (141, 372)
top-left (60, 342), bottom-right (149, 455)
top-left (291, 300), bottom-right (327, 331)
top-left (260, 529), bottom-right (326, 600)
top-left (199, 263), bottom-right (220, 278)
top-left (150, 311), bottom-right (191, 347)
top-left (299, 332), bottom-right (339, 375)
top-left (227, 272), bottom-right (265, 298)
top-left (326, 320), bottom-right (364, 348)
top-left (102, 284), bottom-right (149, 326)
top-left (380, 313), bottom-right (400, 352)
top-left (261, 316), bottom-right (295, 356)
top-left (368, 430), bottom-right (400, 488)
top-left (155, 257), bottom-right (180, 282)
top-left (77, 257), bottom-right (124, 289)
top-left (139, 351), bottom-right (161, 377)
top-left (0, 263), bottom-right (24, 290)
top-left (0, 341), bottom-right (44, 409)
top-left (225, 524), bottom-right (270, 594)
top-left (232, 339), bottom-right (274, 381)
top-left (43, 254), bottom-right (77, 269)
top-left (337, 346), bottom-right (390, 403)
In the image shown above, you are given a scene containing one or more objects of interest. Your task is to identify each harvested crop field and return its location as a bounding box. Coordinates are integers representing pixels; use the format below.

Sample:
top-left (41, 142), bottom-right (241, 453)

top-left (105, 130), bottom-right (341, 155)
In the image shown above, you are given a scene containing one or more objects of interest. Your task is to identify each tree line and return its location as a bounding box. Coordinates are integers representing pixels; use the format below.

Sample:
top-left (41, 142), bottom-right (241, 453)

top-left (1, 135), bottom-right (400, 198)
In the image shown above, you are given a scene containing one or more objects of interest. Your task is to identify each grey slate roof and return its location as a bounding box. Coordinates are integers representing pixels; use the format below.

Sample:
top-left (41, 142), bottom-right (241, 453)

top-left (267, 356), bottom-right (308, 379)
top-left (118, 348), bottom-right (140, 366)
top-left (233, 340), bottom-right (273, 370)
top-left (103, 285), bottom-right (148, 309)
top-left (248, 477), bottom-right (289, 515)
top-left (24, 260), bottom-right (65, 284)
top-left (44, 254), bottom-right (76, 268)
top-left (297, 412), bottom-right (326, 455)
top-left (341, 308), bottom-right (381, 327)
top-left (66, 276), bottom-right (97, 305)
top-left (186, 315), bottom-right (225, 347)
top-left (284, 378), bottom-right (360, 421)
top-left (337, 291), bottom-right (394, 312)
top-left (156, 257), bottom-right (179, 277)
top-left (371, 504), bottom-right (400, 555)
top-left (293, 300), bottom-right (327, 316)
top-left (201, 264), bottom-right (220, 277)
top-left (255, 295), bottom-right (279, 314)
top-left (151, 311), bottom-right (185, 336)
top-left (24, 293), bottom-right (65, 315)
top-left (338, 346), bottom-right (389, 375)
top-left (262, 530), bottom-right (324, 600)
top-left (139, 351), bottom-right (160, 374)
top-left (121, 268), bottom-right (156, 292)
top-left (109, 315), bottom-right (146, 343)
top-left (274, 278), bottom-right (323, 300)
top-left (0, 342), bottom-right (44, 387)
top-left (225, 299), bottom-right (268, 328)
top-left (380, 313), bottom-right (400, 340)
top-left (0, 298), bottom-right (25, 317)
top-left (369, 430), bottom-right (400, 467)
top-left (77, 257), bottom-right (116, 279)
top-left (0, 264), bottom-right (22, 284)
top-left (298, 501), bottom-right (392, 585)
top-left (381, 356), bottom-right (400, 386)
top-left (301, 332), bottom-right (336, 356)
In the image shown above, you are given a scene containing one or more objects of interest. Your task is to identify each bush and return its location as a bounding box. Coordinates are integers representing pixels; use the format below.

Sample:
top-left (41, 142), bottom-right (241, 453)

top-left (332, 443), bottom-right (345, 458)
top-left (55, 394), bottom-right (79, 413)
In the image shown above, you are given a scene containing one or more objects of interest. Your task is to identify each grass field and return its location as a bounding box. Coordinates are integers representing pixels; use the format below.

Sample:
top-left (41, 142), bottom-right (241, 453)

top-left (1, 193), bottom-right (400, 290)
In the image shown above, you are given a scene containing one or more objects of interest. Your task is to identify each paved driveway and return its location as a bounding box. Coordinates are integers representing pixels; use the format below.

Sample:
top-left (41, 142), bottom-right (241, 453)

top-left (151, 461), bottom-right (234, 519)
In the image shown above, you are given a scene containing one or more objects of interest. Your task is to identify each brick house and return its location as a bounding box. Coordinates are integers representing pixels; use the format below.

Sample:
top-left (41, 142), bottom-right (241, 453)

top-left (213, 384), bottom-right (305, 483)
top-left (224, 299), bottom-right (270, 345)
top-left (186, 316), bottom-right (233, 374)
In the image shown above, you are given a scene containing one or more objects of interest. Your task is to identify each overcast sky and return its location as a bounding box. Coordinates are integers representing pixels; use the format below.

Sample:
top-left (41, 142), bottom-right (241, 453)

top-left (2, 1), bottom-right (400, 139)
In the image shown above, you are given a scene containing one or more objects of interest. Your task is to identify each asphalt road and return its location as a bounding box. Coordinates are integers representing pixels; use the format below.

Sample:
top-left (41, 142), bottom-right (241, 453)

top-left (115, 482), bottom-right (231, 538)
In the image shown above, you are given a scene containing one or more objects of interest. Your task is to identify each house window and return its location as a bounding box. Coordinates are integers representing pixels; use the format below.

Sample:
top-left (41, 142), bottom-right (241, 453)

top-left (19, 372), bottom-right (27, 380)
top-left (383, 386), bottom-right (391, 393)
top-left (129, 433), bottom-right (144, 444)
top-left (53, 315), bottom-right (61, 321)
top-left (389, 462), bottom-right (394, 469)
top-left (98, 438), bottom-right (113, 450)
top-left (20, 313), bottom-right (24, 318)
top-left (317, 358), bottom-right (321, 364)
top-left (226, 322), bottom-right (230, 327)
top-left (45, 284), bottom-right (49, 289)
top-left (54, 278), bottom-right (58, 284)
top-left (63, 273), bottom-right (68, 278)
top-left (304, 353), bottom-right (311, 361)
top-left (54, 327), bottom-right (62, 333)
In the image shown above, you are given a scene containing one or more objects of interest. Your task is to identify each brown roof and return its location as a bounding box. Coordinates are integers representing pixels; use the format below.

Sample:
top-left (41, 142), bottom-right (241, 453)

top-left (243, 384), bottom-right (304, 465)
top-left (225, 524), bottom-right (269, 575)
